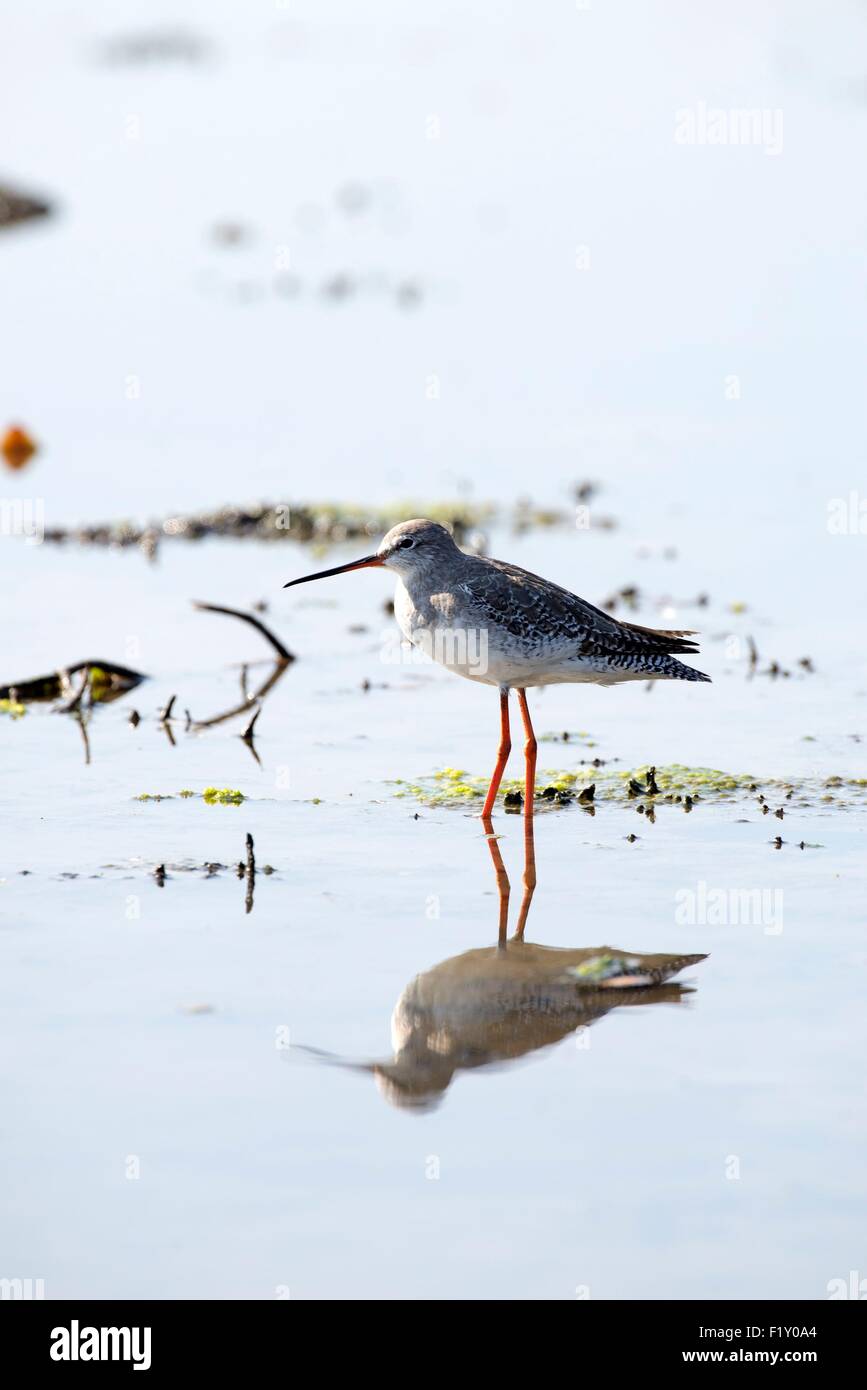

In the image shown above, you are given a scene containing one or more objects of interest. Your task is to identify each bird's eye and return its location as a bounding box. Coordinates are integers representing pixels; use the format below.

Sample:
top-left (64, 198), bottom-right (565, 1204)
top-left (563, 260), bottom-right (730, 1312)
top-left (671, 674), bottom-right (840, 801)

top-left (396, 537), bottom-right (415, 549)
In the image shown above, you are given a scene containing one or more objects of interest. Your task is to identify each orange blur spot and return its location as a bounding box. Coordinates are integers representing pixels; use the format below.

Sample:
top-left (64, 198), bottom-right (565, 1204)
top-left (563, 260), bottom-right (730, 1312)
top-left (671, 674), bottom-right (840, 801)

top-left (2, 424), bottom-right (38, 470)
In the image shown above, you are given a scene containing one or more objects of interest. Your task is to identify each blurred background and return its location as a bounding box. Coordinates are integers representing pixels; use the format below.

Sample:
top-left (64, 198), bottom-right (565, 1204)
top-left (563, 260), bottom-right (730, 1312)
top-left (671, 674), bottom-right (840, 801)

top-left (4, 0), bottom-right (867, 521)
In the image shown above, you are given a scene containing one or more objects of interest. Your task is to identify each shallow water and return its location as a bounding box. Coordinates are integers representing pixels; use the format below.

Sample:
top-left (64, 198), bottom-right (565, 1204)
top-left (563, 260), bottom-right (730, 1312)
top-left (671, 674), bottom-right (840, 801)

top-left (3, 524), bottom-right (866, 1299)
top-left (3, 0), bottom-right (867, 1300)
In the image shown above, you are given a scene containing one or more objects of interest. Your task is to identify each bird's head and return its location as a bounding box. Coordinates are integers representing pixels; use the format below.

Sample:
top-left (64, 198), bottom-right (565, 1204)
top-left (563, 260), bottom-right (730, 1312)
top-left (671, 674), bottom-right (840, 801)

top-left (283, 517), bottom-right (460, 589)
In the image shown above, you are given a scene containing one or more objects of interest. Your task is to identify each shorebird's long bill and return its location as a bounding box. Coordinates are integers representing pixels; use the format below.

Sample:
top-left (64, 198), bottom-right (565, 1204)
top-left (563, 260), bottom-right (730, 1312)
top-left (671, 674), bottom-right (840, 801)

top-left (283, 554), bottom-right (384, 588)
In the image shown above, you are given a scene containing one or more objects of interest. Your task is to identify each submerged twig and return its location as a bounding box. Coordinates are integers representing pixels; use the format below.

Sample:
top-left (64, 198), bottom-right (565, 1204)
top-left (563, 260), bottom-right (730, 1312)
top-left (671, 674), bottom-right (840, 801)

top-left (241, 704), bottom-right (262, 742)
top-left (74, 710), bottom-right (91, 766)
top-left (190, 603), bottom-right (293, 734)
top-left (53, 669), bottom-right (93, 764)
top-left (239, 703), bottom-right (263, 766)
top-left (244, 833), bottom-right (255, 914)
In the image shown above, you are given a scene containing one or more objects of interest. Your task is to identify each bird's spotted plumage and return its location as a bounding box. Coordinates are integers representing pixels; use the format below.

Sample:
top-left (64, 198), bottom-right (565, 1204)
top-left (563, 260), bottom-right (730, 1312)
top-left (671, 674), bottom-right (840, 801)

top-left (453, 556), bottom-right (709, 684)
top-left (284, 517), bottom-right (711, 818)
top-left (376, 519), bottom-right (710, 688)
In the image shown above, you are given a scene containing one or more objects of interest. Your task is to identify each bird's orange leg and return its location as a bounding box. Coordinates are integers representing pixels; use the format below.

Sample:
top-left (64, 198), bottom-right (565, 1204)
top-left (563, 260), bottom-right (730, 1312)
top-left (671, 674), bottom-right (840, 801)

top-left (481, 815), bottom-right (511, 944)
top-left (516, 688), bottom-right (537, 820)
top-left (481, 689), bottom-right (512, 818)
top-left (514, 810), bottom-right (537, 940)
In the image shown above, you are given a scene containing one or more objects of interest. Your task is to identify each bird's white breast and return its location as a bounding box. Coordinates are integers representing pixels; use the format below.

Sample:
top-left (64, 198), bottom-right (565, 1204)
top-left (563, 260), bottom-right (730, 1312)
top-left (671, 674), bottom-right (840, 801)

top-left (393, 580), bottom-right (498, 683)
top-left (392, 578), bottom-right (647, 688)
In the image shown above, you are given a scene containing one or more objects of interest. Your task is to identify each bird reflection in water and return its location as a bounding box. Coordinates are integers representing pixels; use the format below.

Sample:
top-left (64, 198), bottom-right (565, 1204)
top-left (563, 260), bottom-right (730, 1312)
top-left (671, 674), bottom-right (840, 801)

top-left (303, 814), bottom-right (706, 1111)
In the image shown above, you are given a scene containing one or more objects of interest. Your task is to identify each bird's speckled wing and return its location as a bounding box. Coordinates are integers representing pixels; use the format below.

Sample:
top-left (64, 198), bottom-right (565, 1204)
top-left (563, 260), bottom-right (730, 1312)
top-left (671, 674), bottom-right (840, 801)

top-left (458, 557), bottom-right (701, 660)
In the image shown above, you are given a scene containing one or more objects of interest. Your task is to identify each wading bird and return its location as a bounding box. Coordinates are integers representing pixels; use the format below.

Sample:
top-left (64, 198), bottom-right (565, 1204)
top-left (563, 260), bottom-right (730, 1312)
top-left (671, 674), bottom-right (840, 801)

top-left (284, 519), bottom-right (710, 817)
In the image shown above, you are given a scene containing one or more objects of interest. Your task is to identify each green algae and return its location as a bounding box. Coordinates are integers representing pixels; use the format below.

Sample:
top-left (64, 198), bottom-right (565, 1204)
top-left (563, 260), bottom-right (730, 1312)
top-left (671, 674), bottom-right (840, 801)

top-left (135, 788), bottom-right (246, 805)
top-left (393, 766), bottom-right (585, 808)
top-left (86, 667), bottom-right (115, 702)
top-left (394, 762), bottom-right (867, 812)
top-left (203, 787), bottom-right (245, 805)
top-left (616, 765), bottom-right (747, 796)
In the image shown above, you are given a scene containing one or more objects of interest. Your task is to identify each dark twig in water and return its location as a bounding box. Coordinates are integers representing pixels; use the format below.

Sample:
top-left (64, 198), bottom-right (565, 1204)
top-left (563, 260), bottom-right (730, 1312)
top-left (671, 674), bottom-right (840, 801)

top-left (240, 704), bottom-right (263, 766)
top-left (242, 738), bottom-right (262, 769)
top-left (244, 833), bottom-right (255, 915)
top-left (241, 704), bottom-right (261, 742)
top-left (193, 601), bottom-right (294, 663)
top-left (191, 662), bottom-right (287, 733)
top-left (1, 660), bottom-right (145, 705)
top-left (190, 604), bottom-right (292, 733)
top-left (53, 669), bottom-right (93, 764)
top-left (74, 710), bottom-right (91, 767)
